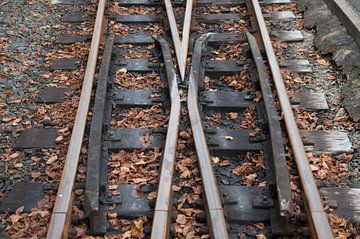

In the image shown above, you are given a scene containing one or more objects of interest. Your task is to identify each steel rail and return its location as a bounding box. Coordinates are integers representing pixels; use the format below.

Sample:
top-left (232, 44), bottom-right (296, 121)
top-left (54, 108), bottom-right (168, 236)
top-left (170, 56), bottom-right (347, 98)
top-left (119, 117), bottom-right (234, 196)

top-left (247, 32), bottom-right (292, 218)
top-left (250, 0), bottom-right (334, 238)
top-left (188, 33), bottom-right (229, 239)
top-left (151, 36), bottom-right (181, 239)
top-left (180, 0), bottom-right (194, 80)
top-left (46, 0), bottom-right (106, 238)
top-left (163, 0), bottom-right (184, 80)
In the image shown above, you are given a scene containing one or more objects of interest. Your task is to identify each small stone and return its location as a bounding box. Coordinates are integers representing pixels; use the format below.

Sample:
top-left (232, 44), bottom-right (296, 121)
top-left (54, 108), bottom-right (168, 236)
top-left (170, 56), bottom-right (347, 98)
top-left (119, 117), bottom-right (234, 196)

top-left (245, 229), bottom-right (259, 237)
top-left (28, 105), bottom-right (37, 112)
top-left (41, 119), bottom-right (55, 126)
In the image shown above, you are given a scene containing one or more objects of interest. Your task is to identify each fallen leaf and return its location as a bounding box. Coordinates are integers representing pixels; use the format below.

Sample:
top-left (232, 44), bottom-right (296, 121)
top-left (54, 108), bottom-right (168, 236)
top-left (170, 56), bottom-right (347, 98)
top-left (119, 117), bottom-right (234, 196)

top-left (228, 112), bottom-right (238, 119)
top-left (108, 212), bottom-right (117, 219)
top-left (176, 214), bottom-right (186, 225)
top-left (118, 67), bottom-right (127, 74)
top-left (256, 233), bottom-right (267, 239)
top-left (108, 185), bottom-right (118, 190)
top-left (13, 163), bottom-right (23, 168)
top-left (211, 156), bottom-right (220, 164)
top-left (134, 218), bottom-right (144, 231)
top-left (244, 173), bottom-right (257, 186)
top-left (46, 155), bottom-right (58, 165)
top-left (55, 135), bottom-right (63, 142)
top-left (309, 164), bottom-right (319, 171)
top-left (254, 223), bottom-right (265, 229)
top-left (9, 153), bottom-right (20, 159)
top-left (9, 214), bottom-right (22, 224)
top-left (179, 131), bottom-right (191, 139)
top-left (220, 160), bottom-right (231, 167)
top-left (317, 59), bottom-right (330, 66)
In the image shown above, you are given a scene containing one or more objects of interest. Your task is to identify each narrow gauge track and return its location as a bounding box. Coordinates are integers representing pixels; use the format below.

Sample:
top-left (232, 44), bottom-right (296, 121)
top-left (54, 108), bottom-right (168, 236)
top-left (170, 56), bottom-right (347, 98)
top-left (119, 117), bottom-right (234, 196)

top-left (42, 0), bottom-right (344, 238)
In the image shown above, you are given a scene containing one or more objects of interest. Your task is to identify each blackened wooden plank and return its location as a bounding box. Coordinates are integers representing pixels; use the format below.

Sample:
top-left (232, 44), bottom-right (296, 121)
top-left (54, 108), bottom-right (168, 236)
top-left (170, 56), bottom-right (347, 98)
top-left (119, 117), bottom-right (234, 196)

top-left (114, 14), bottom-right (163, 23)
top-left (264, 11), bottom-right (296, 21)
top-left (320, 188), bottom-right (360, 223)
top-left (116, 0), bottom-right (290, 6)
top-left (110, 89), bottom-right (159, 107)
top-left (201, 91), bottom-right (254, 111)
top-left (114, 58), bottom-right (159, 72)
top-left (106, 128), bottom-right (166, 150)
top-left (301, 130), bottom-right (353, 154)
top-left (50, 58), bottom-right (81, 71)
top-left (204, 59), bottom-right (245, 77)
top-left (62, 13), bottom-right (91, 22)
top-left (0, 183), bottom-right (44, 213)
top-left (55, 35), bottom-right (90, 44)
top-left (289, 92), bottom-right (328, 111)
top-left (13, 128), bottom-right (57, 149)
top-left (271, 31), bottom-right (304, 42)
top-left (280, 59), bottom-right (312, 73)
top-left (34, 87), bottom-right (73, 104)
top-left (114, 35), bottom-right (155, 44)
top-left (51, 0), bottom-right (89, 5)
top-left (206, 129), bottom-right (265, 155)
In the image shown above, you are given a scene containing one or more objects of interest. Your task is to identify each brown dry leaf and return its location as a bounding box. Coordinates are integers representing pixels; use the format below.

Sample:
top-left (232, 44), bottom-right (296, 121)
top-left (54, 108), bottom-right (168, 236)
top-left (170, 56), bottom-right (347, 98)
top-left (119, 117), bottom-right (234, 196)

top-left (133, 178), bottom-right (147, 184)
top-left (9, 206), bottom-right (24, 224)
top-left (179, 131), bottom-right (191, 139)
top-left (244, 173), bottom-right (257, 186)
top-left (228, 112), bottom-right (238, 119)
top-left (13, 163), bottom-right (23, 168)
top-left (134, 218), bottom-right (144, 231)
top-left (118, 67), bottom-right (127, 74)
top-left (46, 155), bottom-right (58, 165)
top-left (55, 135), bottom-right (63, 142)
top-left (9, 214), bottom-right (22, 224)
top-left (9, 152), bottom-right (20, 159)
top-left (108, 212), bottom-right (117, 219)
top-left (147, 191), bottom-right (157, 200)
top-left (211, 156), bottom-right (220, 164)
top-left (309, 164), bottom-right (319, 171)
top-left (220, 160), bottom-right (231, 167)
top-left (108, 185), bottom-right (118, 190)
top-left (339, 232), bottom-right (352, 239)
top-left (256, 233), bottom-right (267, 239)
top-left (326, 73), bottom-right (337, 80)
top-left (172, 185), bottom-right (181, 191)
top-left (317, 59), bottom-right (331, 66)
top-left (254, 223), bottom-right (265, 229)
top-left (258, 181), bottom-right (267, 187)
top-left (176, 214), bottom-right (187, 225)
top-left (233, 163), bottom-right (252, 176)
top-left (180, 170), bottom-right (191, 179)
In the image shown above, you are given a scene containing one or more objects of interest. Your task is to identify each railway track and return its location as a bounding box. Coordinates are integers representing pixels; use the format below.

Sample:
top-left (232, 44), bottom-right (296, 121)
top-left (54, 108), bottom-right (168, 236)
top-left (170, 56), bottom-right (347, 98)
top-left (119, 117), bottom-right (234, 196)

top-left (48, 1), bottom-right (354, 238)
top-left (1, 0), bottom-right (358, 238)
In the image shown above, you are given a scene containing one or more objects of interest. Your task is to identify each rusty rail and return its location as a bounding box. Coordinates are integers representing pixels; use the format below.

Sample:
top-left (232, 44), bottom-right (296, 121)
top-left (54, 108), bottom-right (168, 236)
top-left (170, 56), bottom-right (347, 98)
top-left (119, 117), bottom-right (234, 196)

top-left (188, 33), bottom-right (229, 239)
top-left (180, 0), bottom-right (194, 80)
top-left (163, 0), bottom-right (193, 80)
top-left (164, 0), bottom-right (184, 80)
top-left (250, 0), bottom-right (334, 238)
top-left (150, 36), bottom-right (181, 239)
top-left (46, 0), bottom-right (106, 238)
